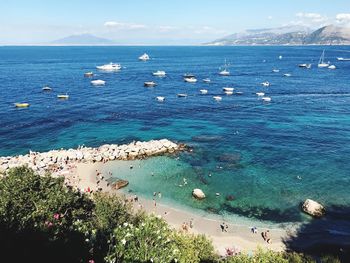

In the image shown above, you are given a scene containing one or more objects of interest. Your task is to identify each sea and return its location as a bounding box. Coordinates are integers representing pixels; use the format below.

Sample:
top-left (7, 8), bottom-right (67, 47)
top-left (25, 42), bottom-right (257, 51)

top-left (1, 46), bottom-right (350, 227)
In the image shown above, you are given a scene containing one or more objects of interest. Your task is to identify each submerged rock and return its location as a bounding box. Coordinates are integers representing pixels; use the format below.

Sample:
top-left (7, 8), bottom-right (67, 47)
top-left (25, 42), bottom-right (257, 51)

top-left (302, 199), bottom-right (325, 217)
top-left (226, 194), bottom-right (235, 201)
top-left (111, 180), bottom-right (129, 190)
top-left (192, 188), bottom-right (206, 200)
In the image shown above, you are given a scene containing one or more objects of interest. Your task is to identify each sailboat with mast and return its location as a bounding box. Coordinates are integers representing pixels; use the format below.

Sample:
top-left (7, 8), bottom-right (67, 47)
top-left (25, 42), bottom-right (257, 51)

top-left (219, 59), bottom-right (230, 76)
top-left (318, 49), bottom-right (329, 68)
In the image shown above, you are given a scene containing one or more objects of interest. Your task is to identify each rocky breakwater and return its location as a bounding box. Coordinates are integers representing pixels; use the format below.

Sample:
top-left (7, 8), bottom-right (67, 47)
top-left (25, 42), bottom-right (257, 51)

top-left (0, 139), bottom-right (186, 177)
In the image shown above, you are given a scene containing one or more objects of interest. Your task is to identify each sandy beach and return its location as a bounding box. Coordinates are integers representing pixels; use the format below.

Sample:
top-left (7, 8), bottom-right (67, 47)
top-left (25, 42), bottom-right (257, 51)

top-left (75, 161), bottom-right (295, 256)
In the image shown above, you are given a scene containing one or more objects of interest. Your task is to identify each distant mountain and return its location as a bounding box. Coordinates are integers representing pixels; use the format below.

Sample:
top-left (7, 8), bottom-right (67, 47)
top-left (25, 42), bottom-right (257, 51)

top-left (206, 25), bottom-right (350, 46)
top-left (51, 34), bottom-right (115, 45)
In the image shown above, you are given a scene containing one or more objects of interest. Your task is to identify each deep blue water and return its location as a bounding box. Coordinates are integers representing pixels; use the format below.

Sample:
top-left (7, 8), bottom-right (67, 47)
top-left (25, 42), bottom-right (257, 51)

top-left (1, 46), bottom-right (350, 224)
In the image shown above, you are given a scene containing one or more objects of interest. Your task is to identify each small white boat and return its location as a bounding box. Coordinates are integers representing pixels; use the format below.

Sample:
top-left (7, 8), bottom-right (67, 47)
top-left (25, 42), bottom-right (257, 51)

top-left (261, 81), bottom-right (270, 87)
top-left (57, 94), bottom-right (69, 99)
top-left (184, 77), bottom-right (197, 83)
top-left (298, 64), bottom-right (311, 69)
top-left (272, 69), bottom-right (280, 73)
top-left (42, 86), bottom-right (52, 91)
top-left (139, 53), bottom-right (150, 61)
top-left (213, 96), bottom-right (222, 101)
top-left (283, 73), bottom-right (292, 77)
top-left (235, 91), bottom-right (243, 95)
top-left (219, 59), bottom-right (230, 76)
top-left (328, 65), bottom-right (336, 70)
top-left (177, 93), bottom-right (188, 97)
top-left (256, 92), bottom-right (265, 96)
top-left (183, 73), bottom-right (195, 78)
top-left (144, 81), bottom-right (157, 87)
top-left (156, 96), bottom-right (165, 102)
top-left (91, 80), bottom-right (106, 86)
top-left (318, 50), bottom-right (329, 68)
top-left (96, 63), bottom-right (121, 71)
top-left (279, 55), bottom-right (283, 60)
top-left (84, 72), bottom-right (94, 77)
top-left (223, 87), bottom-right (234, 92)
top-left (262, 97), bottom-right (271, 102)
top-left (199, 89), bottom-right (208, 94)
top-left (337, 57), bottom-right (350, 61)
top-left (152, 70), bottom-right (166, 76)
top-left (224, 91), bottom-right (233, 95)
top-left (203, 78), bottom-right (211, 83)
top-left (14, 103), bottom-right (30, 108)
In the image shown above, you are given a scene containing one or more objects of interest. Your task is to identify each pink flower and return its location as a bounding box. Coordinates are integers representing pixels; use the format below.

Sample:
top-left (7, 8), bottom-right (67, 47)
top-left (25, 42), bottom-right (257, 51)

top-left (45, 221), bottom-right (54, 228)
top-left (88, 260), bottom-right (95, 263)
top-left (53, 213), bottom-right (60, 220)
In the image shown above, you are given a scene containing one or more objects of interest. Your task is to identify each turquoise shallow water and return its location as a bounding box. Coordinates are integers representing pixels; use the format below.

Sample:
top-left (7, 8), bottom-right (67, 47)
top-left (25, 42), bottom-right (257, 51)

top-left (1, 46), bottom-right (350, 224)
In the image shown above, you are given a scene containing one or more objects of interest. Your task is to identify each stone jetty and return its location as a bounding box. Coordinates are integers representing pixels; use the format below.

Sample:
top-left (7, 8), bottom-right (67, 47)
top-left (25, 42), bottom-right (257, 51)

top-left (0, 139), bottom-right (185, 176)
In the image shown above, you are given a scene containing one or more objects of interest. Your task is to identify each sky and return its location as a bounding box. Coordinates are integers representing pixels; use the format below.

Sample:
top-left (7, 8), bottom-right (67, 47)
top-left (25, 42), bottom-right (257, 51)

top-left (0, 0), bottom-right (350, 44)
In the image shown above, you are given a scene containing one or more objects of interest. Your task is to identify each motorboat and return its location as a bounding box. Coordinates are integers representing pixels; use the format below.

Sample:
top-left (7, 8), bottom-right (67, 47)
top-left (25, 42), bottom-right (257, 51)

top-left (203, 78), bottom-right (211, 83)
top-left (283, 73), bottom-right (292, 77)
top-left (272, 69), bottom-right (280, 73)
top-left (199, 89), bottom-right (208, 94)
top-left (177, 93), bottom-right (188, 97)
top-left (261, 81), bottom-right (270, 87)
top-left (57, 94), bottom-right (69, 99)
top-left (337, 57), bottom-right (350, 61)
top-left (15, 103), bottom-right (30, 108)
top-left (224, 91), bottom-right (233, 95)
top-left (144, 81), bottom-right (157, 87)
top-left (139, 53), bottom-right (150, 61)
top-left (183, 73), bottom-right (195, 78)
top-left (328, 65), bottom-right (336, 70)
top-left (213, 96), bottom-right (222, 101)
top-left (262, 97), bottom-right (271, 102)
top-left (184, 77), bottom-right (197, 83)
top-left (42, 86), bottom-right (52, 91)
top-left (256, 92), bottom-right (265, 96)
top-left (223, 87), bottom-right (234, 92)
top-left (91, 80), bottom-right (106, 86)
top-left (84, 72), bottom-right (94, 77)
top-left (156, 96), bottom-right (165, 102)
top-left (298, 64), bottom-right (312, 69)
top-left (96, 63), bottom-right (121, 71)
top-left (318, 50), bottom-right (329, 68)
top-left (219, 59), bottom-right (230, 76)
top-left (152, 70), bottom-right (166, 76)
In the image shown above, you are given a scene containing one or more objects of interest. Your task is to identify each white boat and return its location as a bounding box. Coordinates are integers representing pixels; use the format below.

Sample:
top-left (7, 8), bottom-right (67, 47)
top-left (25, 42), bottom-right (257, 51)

top-left (223, 87), bottom-right (234, 92)
top-left (184, 77), bottom-right (197, 83)
top-left (283, 73), bottom-right (292, 77)
top-left (203, 78), bottom-right (211, 83)
top-left (298, 64), bottom-right (311, 69)
top-left (96, 63), bottom-right (121, 71)
top-left (91, 80), bottom-right (106, 86)
top-left (200, 89), bottom-right (208, 94)
top-left (213, 96), bottom-right (222, 101)
top-left (144, 81), bottom-right (157, 87)
top-left (224, 91), bottom-right (233, 95)
top-left (337, 57), bottom-right (350, 61)
top-left (156, 96), bottom-right (165, 102)
top-left (183, 73), bottom-right (195, 78)
top-left (152, 70), bottom-right (166, 76)
top-left (177, 93), bottom-right (188, 97)
top-left (262, 97), bottom-right (271, 102)
top-left (84, 72), bottom-right (94, 77)
top-left (278, 55), bottom-right (283, 60)
top-left (57, 94), bottom-right (69, 99)
top-left (256, 92), bottom-right (265, 96)
top-left (261, 81), bottom-right (270, 87)
top-left (328, 65), bottom-right (336, 69)
top-left (318, 50), bottom-right (329, 68)
top-left (272, 69), bottom-right (280, 73)
top-left (219, 59), bottom-right (230, 76)
top-left (139, 53), bottom-right (150, 61)
top-left (235, 91), bottom-right (243, 95)
top-left (42, 86), bottom-right (52, 91)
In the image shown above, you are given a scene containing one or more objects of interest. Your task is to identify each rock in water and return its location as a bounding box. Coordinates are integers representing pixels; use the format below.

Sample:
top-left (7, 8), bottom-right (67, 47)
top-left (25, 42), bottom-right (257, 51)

top-left (192, 188), bottom-right (206, 200)
top-left (111, 180), bottom-right (129, 190)
top-left (302, 199), bottom-right (325, 217)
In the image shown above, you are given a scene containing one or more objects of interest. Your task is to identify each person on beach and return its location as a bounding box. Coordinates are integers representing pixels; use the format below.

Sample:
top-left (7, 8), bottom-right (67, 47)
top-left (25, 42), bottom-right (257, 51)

top-left (251, 226), bottom-right (257, 234)
top-left (158, 192), bottom-right (162, 199)
top-left (189, 218), bottom-right (194, 228)
top-left (220, 223), bottom-right (225, 232)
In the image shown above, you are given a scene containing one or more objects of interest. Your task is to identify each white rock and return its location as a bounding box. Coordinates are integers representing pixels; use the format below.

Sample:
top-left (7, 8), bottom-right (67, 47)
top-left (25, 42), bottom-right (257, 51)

top-left (192, 188), bottom-right (206, 200)
top-left (302, 199), bottom-right (325, 217)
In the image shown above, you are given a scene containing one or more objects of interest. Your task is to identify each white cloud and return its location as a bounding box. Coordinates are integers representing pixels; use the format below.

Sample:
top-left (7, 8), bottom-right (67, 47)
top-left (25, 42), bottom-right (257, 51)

top-left (104, 21), bottom-right (147, 30)
top-left (290, 12), bottom-right (329, 28)
top-left (336, 13), bottom-right (350, 25)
